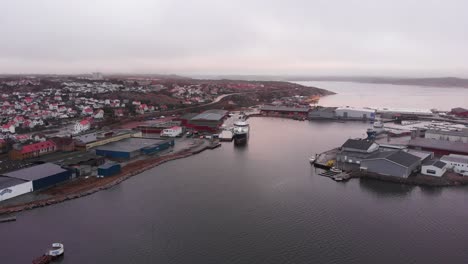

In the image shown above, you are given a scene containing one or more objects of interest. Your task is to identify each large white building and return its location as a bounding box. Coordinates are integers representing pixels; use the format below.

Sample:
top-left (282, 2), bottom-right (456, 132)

top-left (335, 107), bottom-right (376, 120)
top-left (425, 129), bottom-right (468, 143)
top-left (441, 154), bottom-right (468, 174)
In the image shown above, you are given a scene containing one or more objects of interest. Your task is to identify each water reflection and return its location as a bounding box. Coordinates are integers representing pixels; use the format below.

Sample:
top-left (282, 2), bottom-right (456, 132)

top-left (358, 178), bottom-right (415, 198)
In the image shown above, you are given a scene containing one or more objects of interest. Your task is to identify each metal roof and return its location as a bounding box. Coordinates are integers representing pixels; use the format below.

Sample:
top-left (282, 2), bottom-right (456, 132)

top-left (408, 138), bottom-right (468, 154)
top-left (95, 138), bottom-right (167, 153)
top-left (342, 139), bottom-right (375, 151)
top-left (0, 176), bottom-right (28, 189)
top-left (191, 109), bottom-right (228, 121)
top-left (386, 151), bottom-right (421, 167)
top-left (311, 106), bottom-right (337, 113)
top-left (2, 163), bottom-right (68, 181)
top-left (260, 105), bottom-right (310, 112)
top-left (433, 161), bottom-right (448, 169)
top-left (365, 150), bottom-right (421, 168)
top-left (426, 129), bottom-right (468, 137)
top-left (441, 155), bottom-right (468, 164)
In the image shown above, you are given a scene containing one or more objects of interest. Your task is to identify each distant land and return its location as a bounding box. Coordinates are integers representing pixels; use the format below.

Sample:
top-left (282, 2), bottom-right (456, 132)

top-left (196, 75), bottom-right (468, 88)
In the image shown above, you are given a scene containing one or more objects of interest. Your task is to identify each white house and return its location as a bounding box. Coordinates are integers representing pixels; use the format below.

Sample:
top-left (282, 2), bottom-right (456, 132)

top-left (1, 123), bottom-right (15, 134)
top-left (74, 120), bottom-right (91, 134)
top-left (160, 126), bottom-right (183, 137)
top-left (441, 154), bottom-right (468, 174)
top-left (94, 109), bottom-right (104, 119)
top-left (421, 160), bottom-right (447, 177)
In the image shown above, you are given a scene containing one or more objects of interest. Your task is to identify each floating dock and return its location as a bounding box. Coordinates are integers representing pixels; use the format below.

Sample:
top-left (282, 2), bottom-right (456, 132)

top-left (0, 216), bottom-right (16, 223)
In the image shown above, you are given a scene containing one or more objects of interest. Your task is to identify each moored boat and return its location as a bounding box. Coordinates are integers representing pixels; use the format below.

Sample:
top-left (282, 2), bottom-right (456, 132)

top-left (233, 121), bottom-right (249, 146)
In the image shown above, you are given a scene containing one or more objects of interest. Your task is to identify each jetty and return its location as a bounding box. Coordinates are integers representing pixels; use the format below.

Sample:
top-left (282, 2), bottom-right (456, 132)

top-left (0, 216), bottom-right (16, 223)
top-left (314, 148), bottom-right (339, 169)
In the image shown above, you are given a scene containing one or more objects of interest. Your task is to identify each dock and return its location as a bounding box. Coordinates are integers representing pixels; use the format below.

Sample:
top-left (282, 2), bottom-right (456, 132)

top-left (318, 170), bottom-right (351, 182)
top-left (313, 148), bottom-right (339, 169)
top-left (0, 216), bottom-right (16, 223)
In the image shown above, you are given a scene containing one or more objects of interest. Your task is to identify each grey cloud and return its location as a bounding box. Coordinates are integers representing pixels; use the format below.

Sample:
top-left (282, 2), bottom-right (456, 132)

top-left (0, 0), bottom-right (467, 75)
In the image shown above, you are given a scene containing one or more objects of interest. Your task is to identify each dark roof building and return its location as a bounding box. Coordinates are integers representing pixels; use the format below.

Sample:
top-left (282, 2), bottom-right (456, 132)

top-left (2, 163), bottom-right (72, 191)
top-left (309, 106), bottom-right (337, 119)
top-left (341, 139), bottom-right (379, 153)
top-left (360, 150), bottom-right (422, 178)
top-left (187, 109), bottom-right (229, 132)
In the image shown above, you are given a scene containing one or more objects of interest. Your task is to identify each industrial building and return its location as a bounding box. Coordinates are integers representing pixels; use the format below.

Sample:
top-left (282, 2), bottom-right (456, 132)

top-left (407, 138), bottom-right (468, 156)
top-left (425, 129), bottom-right (468, 143)
top-left (441, 154), bottom-right (468, 174)
top-left (0, 176), bottom-right (32, 202)
top-left (360, 150), bottom-right (421, 178)
top-left (98, 163), bottom-right (121, 177)
top-left (95, 138), bottom-right (174, 159)
top-left (187, 109), bottom-right (229, 132)
top-left (74, 130), bottom-right (140, 151)
top-left (308, 106), bottom-right (337, 119)
top-left (260, 105), bottom-right (310, 117)
top-left (337, 139), bottom-right (380, 164)
top-left (0, 163), bottom-right (72, 201)
top-left (450, 107), bottom-right (468, 117)
top-left (376, 108), bottom-right (433, 119)
top-left (421, 160), bottom-right (447, 177)
top-left (335, 107), bottom-right (375, 120)
top-left (137, 119), bottom-right (182, 134)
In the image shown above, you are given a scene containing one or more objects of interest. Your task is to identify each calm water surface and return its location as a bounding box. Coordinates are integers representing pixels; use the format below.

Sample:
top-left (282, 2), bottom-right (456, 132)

top-left (2, 117), bottom-right (468, 264)
top-left (297, 81), bottom-right (468, 110)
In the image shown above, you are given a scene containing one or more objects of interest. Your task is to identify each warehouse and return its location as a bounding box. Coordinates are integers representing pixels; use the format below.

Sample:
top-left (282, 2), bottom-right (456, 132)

top-left (98, 163), bottom-right (121, 177)
top-left (2, 163), bottom-right (72, 191)
top-left (335, 106), bottom-right (375, 120)
top-left (260, 105), bottom-right (310, 117)
top-left (408, 138), bottom-right (468, 156)
top-left (308, 106), bottom-right (337, 119)
top-left (95, 138), bottom-right (174, 159)
top-left (0, 176), bottom-right (33, 202)
top-left (187, 109), bottom-right (229, 132)
top-left (421, 160), bottom-right (447, 177)
top-left (425, 129), bottom-right (468, 143)
top-left (360, 150), bottom-right (421, 178)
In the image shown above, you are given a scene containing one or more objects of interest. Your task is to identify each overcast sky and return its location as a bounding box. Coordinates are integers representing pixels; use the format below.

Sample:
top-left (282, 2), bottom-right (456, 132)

top-left (1, 0), bottom-right (467, 76)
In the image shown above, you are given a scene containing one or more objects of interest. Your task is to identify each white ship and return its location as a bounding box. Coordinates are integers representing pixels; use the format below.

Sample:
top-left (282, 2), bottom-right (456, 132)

top-left (233, 121), bottom-right (249, 145)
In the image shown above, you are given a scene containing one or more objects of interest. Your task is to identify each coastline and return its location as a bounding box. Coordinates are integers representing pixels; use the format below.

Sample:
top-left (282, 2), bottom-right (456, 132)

top-left (0, 140), bottom-right (220, 216)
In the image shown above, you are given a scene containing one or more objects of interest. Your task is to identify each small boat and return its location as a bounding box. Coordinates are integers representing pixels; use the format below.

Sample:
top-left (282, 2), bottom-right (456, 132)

top-left (48, 243), bottom-right (64, 257)
top-left (32, 243), bottom-right (64, 264)
top-left (373, 121), bottom-right (384, 128)
top-left (330, 167), bottom-right (342, 173)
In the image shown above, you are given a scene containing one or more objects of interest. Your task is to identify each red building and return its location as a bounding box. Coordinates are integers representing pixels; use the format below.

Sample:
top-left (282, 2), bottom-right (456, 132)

top-left (9, 140), bottom-right (57, 160)
top-left (450, 107), bottom-right (468, 117)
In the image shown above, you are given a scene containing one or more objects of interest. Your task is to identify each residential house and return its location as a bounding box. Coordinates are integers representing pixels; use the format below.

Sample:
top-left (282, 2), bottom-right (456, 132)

top-left (74, 119), bottom-right (91, 134)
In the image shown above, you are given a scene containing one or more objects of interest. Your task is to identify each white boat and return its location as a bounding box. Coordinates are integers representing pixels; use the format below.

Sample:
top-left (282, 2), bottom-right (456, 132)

top-left (48, 243), bottom-right (64, 257)
top-left (233, 121), bottom-right (249, 145)
top-left (330, 167), bottom-right (342, 173)
top-left (373, 121), bottom-right (384, 128)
